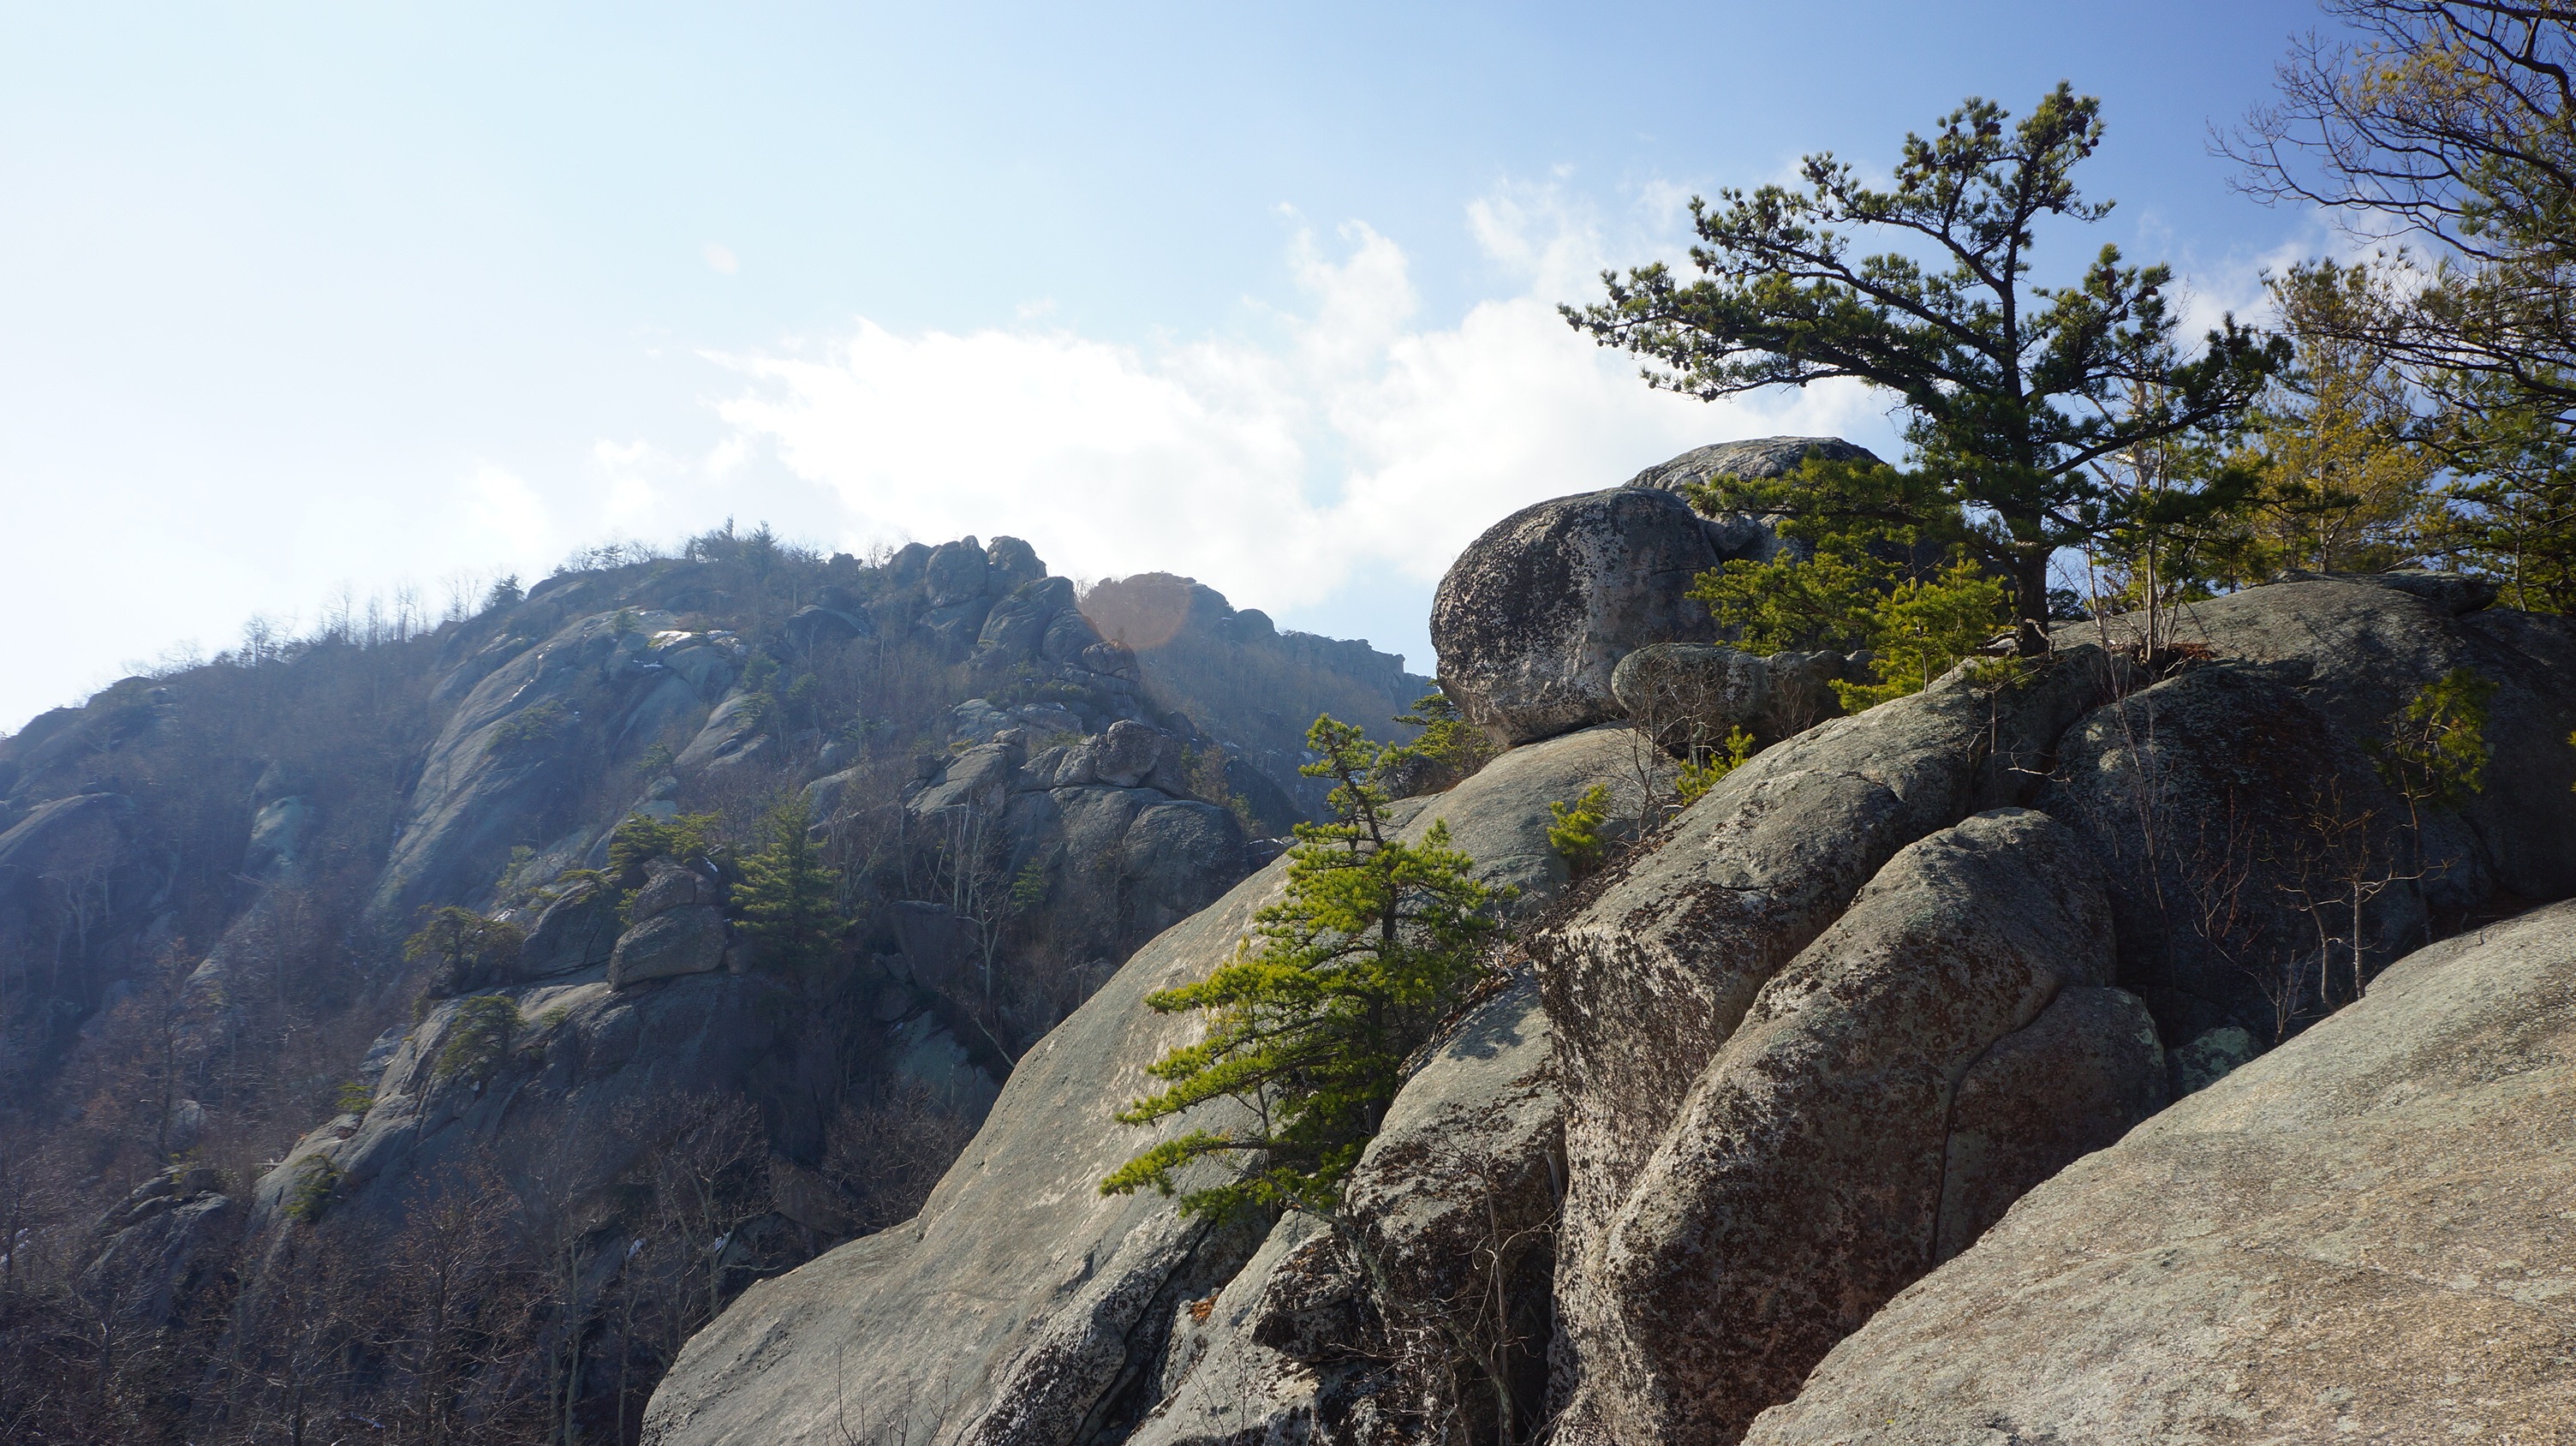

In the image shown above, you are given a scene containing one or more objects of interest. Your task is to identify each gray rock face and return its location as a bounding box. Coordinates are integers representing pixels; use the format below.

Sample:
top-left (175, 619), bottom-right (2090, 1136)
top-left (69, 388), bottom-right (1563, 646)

top-left (1094, 718), bottom-right (1183, 789)
top-left (629, 857), bottom-right (723, 923)
top-left (371, 607), bottom-right (707, 930)
top-left (1431, 487), bottom-right (1722, 745)
top-left (1538, 655), bottom-right (2114, 1216)
top-left (1119, 801), bottom-right (1251, 942)
top-left (1609, 642), bottom-right (1853, 749)
top-left (976, 576), bottom-right (1080, 666)
top-left (883, 721), bottom-right (1248, 1031)
top-left (1933, 984), bottom-right (2167, 1263)
top-left (675, 690), bottom-right (766, 774)
top-left (1745, 898), bottom-right (2576, 1445)
top-left (1531, 654), bottom-right (2132, 1443)
top-left (642, 724), bottom-right (1651, 1446)
top-left (516, 881), bottom-right (621, 979)
top-left (1133, 980), bottom-right (1565, 1445)
top-left (925, 538), bottom-right (991, 607)
top-left (85, 1172), bottom-right (242, 1329)
top-left (781, 603), bottom-right (871, 651)
top-left (609, 905), bottom-right (728, 988)
top-left (243, 794), bottom-right (315, 880)
top-left (1551, 809), bottom-right (2163, 1446)
top-left (2047, 576), bottom-right (2576, 1047)
top-left (242, 969), bottom-right (795, 1345)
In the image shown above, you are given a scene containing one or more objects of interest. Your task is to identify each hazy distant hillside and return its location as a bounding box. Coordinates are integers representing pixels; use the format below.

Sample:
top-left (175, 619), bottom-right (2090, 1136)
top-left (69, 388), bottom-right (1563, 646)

top-left (0, 521), bottom-right (1430, 1444)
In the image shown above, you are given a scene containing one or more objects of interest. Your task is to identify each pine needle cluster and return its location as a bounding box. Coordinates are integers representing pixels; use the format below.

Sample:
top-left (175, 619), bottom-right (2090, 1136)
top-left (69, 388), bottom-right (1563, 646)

top-left (1100, 715), bottom-right (1507, 1222)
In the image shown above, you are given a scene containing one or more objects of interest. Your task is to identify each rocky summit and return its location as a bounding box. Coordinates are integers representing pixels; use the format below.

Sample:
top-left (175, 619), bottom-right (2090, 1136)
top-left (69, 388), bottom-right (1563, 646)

top-left (632, 440), bottom-right (2576, 1445)
top-left (15, 439), bottom-right (2576, 1446)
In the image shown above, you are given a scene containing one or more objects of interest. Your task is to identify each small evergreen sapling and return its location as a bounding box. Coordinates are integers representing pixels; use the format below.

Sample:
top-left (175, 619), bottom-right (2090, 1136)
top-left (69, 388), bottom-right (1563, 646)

top-left (1392, 688), bottom-right (1500, 786)
top-left (402, 905), bottom-right (526, 994)
top-left (1547, 784), bottom-right (1614, 876)
top-left (735, 795), bottom-right (843, 981)
top-left (1832, 558), bottom-right (2012, 708)
top-left (433, 995), bottom-right (522, 1085)
top-left (2374, 667), bottom-right (2496, 816)
top-left (1100, 715), bottom-right (1507, 1223)
top-left (1677, 727), bottom-right (1756, 807)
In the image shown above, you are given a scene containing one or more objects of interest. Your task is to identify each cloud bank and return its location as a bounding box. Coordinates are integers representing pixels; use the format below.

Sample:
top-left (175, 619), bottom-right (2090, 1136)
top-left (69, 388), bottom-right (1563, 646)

top-left (698, 185), bottom-right (1889, 653)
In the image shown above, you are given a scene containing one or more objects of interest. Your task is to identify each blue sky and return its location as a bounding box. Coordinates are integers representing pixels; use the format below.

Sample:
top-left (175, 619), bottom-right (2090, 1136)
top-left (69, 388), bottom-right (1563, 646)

top-left (0, 1), bottom-right (2346, 731)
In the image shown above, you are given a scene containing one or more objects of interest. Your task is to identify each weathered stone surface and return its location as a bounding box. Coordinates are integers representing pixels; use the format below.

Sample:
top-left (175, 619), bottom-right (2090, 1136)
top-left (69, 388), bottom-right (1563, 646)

top-left (628, 857), bottom-right (722, 923)
top-left (642, 725), bottom-right (1646, 1446)
top-left (975, 576), bottom-right (1081, 668)
top-left (2047, 576), bottom-right (2576, 1047)
top-left (781, 603), bottom-right (872, 651)
top-left (1625, 437), bottom-right (1883, 566)
top-left (1609, 642), bottom-right (1852, 750)
top-left (1094, 718), bottom-right (1180, 789)
top-left (1745, 898), bottom-right (2576, 1445)
top-left (1132, 979), bottom-right (1565, 1445)
top-left (1623, 436), bottom-right (1881, 496)
top-left (1933, 983), bottom-right (2167, 1264)
top-left (899, 726), bottom-right (1248, 1039)
top-left (1412, 722), bottom-right (1670, 905)
top-left (925, 538), bottom-right (990, 607)
top-left (372, 608), bottom-right (707, 929)
top-left (85, 1177), bottom-right (242, 1329)
top-left (675, 690), bottom-right (766, 773)
top-left (1553, 809), bottom-right (2161, 1446)
top-left (516, 881), bottom-right (620, 979)
top-left (987, 535), bottom-right (1047, 593)
top-left (1535, 653), bottom-right (2120, 1228)
top-left (1119, 801), bottom-right (1250, 941)
top-left (609, 905), bottom-right (727, 988)
top-left (246, 969), bottom-right (793, 1306)
top-left (1432, 487), bottom-right (1723, 745)
top-left (243, 794), bottom-right (315, 879)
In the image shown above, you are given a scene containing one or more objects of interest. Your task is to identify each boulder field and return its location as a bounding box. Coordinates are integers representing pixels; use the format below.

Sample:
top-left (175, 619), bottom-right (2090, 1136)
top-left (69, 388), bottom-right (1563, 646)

top-left (645, 439), bottom-right (2576, 1445)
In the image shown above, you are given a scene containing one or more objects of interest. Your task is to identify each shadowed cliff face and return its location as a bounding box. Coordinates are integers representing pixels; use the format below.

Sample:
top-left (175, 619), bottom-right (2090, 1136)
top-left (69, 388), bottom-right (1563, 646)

top-left (0, 528), bottom-right (1427, 1444)
top-left (1076, 571), bottom-right (1434, 821)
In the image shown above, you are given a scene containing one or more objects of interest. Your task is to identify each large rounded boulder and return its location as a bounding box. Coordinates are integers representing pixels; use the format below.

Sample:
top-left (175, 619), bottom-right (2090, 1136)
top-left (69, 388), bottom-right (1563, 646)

top-left (1432, 487), bottom-right (1723, 744)
top-left (1433, 438), bottom-right (1879, 746)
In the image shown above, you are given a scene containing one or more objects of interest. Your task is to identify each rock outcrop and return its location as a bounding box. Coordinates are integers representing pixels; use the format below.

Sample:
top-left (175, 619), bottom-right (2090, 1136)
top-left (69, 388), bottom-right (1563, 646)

top-left (1745, 897), bottom-right (2576, 1444)
top-left (2047, 573), bottom-right (2576, 1049)
top-left (1550, 808), bottom-right (2165, 1445)
top-left (1076, 571), bottom-right (1432, 822)
top-left (1431, 439), bottom-right (1880, 748)
top-left (1609, 642), bottom-right (1857, 750)
top-left (1432, 487), bottom-right (1728, 745)
top-left (84, 1164), bottom-right (243, 1329)
top-left (641, 725), bottom-right (1661, 1446)
top-left (1130, 978), bottom-right (1565, 1444)
top-left (1622, 436), bottom-right (1881, 496)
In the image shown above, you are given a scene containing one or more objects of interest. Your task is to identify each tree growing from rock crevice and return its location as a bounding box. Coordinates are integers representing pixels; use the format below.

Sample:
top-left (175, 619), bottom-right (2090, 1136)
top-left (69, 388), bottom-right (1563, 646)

top-left (1101, 714), bottom-right (1506, 1223)
top-left (736, 794), bottom-right (843, 984)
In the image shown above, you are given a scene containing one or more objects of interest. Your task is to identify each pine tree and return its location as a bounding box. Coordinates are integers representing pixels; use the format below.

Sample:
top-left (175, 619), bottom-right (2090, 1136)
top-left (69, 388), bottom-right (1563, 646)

top-left (1100, 715), bottom-right (1507, 1223)
top-left (2247, 261), bottom-right (2440, 575)
top-left (1391, 688), bottom-right (1499, 785)
top-left (1568, 86), bottom-right (2285, 652)
top-left (734, 796), bottom-right (842, 981)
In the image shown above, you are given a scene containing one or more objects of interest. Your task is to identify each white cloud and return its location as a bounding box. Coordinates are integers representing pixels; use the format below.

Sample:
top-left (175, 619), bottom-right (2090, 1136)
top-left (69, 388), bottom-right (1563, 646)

top-left (704, 242), bottom-right (739, 275)
top-left (705, 184), bottom-right (1888, 635)
top-left (465, 461), bottom-right (551, 553)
